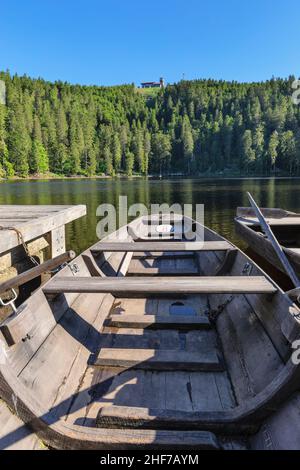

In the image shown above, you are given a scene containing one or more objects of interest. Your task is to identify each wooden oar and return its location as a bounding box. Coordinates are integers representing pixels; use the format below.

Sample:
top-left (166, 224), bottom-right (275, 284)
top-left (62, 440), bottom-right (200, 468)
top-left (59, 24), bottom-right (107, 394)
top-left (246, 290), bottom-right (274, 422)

top-left (247, 192), bottom-right (300, 288)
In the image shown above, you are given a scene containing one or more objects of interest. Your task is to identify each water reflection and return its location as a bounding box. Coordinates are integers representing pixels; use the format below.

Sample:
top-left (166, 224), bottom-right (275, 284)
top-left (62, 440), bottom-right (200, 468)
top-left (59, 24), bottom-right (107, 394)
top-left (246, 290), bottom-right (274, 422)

top-left (0, 177), bottom-right (299, 254)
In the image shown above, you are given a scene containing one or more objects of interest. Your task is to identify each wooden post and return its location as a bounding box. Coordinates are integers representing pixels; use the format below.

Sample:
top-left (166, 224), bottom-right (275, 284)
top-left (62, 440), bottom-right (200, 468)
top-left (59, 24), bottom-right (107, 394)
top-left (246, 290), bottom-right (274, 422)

top-left (49, 226), bottom-right (66, 257)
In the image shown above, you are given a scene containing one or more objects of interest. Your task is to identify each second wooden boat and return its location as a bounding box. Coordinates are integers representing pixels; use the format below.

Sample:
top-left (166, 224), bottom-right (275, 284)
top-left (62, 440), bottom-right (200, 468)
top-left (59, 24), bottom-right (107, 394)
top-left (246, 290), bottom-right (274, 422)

top-left (235, 207), bottom-right (300, 284)
top-left (0, 214), bottom-right (300, 450)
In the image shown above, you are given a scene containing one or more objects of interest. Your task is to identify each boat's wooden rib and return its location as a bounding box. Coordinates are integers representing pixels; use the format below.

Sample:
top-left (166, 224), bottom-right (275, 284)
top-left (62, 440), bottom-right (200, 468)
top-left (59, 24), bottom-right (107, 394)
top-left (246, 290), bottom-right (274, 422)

top-left (92, 241), bottom-right (233, 252)
top-left (90, 348), bottom-right (223, 371)
top-left (1, 213), bottom-right (300, 450)
top-left (43, 275), bottom-right (277, 295)
top-left (107, 314), bottom-right (211, 330)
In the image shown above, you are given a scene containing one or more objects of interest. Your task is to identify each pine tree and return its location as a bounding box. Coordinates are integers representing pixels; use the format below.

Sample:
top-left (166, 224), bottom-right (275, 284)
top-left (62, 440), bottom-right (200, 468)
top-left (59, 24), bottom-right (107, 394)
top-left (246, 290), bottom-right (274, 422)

top-left (280, 131), bottom-right (297, 175)
top-left (112, 132), bottom-right (122, 172)
top-left (30, 115), bottom-right (49, 174)
top-left (253, 124), bottom-right (265, 173)
top-left (104, 145), bottom-right (114, 176)
top-left (7, 103), bottom-right (30, 176)
top-left (242, 130), bottom-right (255, 174)
top-left (0, 103), bottom-right (13, 177)
top-left (68, 109), bottom-right (82, 174)
top-left (267, 131), bottom-right (279, 173)
top-left (151, 132), bottom-right (171, 175)
top-left (181, 115), bottom-right (194, 173)
top-left (125, 150), bottom-right (134, 176)
top-left (143, 130), bottom-right (151, 174)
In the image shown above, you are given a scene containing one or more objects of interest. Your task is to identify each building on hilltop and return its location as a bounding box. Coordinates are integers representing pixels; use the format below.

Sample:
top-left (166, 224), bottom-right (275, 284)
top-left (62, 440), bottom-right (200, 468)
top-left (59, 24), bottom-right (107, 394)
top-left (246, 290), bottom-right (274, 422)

top-left (141, 77), bottom-right (165, 89)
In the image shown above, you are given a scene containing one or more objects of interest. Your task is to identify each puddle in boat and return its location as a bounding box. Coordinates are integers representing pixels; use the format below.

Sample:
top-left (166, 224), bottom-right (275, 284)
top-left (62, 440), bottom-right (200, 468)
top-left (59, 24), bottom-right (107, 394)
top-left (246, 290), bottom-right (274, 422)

top-left (169, 301), bottom-right (197, 316)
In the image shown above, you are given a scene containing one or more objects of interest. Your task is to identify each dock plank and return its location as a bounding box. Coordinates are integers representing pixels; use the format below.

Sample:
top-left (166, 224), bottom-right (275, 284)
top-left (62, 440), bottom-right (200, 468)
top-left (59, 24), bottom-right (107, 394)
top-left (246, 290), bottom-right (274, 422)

top-left (0, 204), bottom-right (86, 254)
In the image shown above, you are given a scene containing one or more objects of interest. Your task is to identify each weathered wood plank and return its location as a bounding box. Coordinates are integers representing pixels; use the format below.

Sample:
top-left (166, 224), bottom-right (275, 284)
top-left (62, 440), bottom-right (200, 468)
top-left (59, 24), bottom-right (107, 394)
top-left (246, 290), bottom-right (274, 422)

top-left (92, 241), bottom-right (233, 253)
top-left (0, 205), bottom-right (86, 254)
top-left (0, 251), bottom-right (75, 296)
top-left (0, 399), bottom-right (45, 450)
top-left (91, 348), bottom-right (223, 371)
top-left (95, 405), bottom-right (254, 433)
top-left (43, 276), bottom-right (277, 295)
top-left (107, 314), bottom-right (211, 329)
top-left (128, 257), bottom-right (198, 275)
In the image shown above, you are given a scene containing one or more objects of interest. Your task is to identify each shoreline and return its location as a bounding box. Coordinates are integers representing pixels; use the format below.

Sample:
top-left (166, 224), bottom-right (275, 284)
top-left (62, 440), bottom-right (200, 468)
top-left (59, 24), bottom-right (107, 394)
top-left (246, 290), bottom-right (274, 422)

top-left (0, 174), bottom-right (299, 183)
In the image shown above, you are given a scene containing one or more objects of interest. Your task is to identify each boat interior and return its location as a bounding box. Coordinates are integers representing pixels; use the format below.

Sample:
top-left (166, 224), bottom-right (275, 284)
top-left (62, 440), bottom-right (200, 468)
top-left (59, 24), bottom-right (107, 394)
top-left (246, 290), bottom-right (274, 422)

top-left (236, 207), bottom-right (300, 249)
top-left (1, 214), bottom-right (300, 450)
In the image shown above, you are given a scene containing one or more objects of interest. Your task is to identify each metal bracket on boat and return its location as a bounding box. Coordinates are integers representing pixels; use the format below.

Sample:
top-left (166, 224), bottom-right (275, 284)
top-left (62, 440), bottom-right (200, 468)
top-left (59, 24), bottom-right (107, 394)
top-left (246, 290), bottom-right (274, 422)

top-left (50, 262), bottom-right (68, 275)
top-left (242, 262), bottom-right (253, 276)
top-left (0, 289), bottom-right (18, 313)
top-left (69, 262), bottom-right (80, 275)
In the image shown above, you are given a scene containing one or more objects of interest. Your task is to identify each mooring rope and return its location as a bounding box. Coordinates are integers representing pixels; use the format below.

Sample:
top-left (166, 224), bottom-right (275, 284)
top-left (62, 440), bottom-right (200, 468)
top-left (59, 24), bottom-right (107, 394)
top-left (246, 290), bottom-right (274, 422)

top-left (0, 226), bottom-right (40, 267)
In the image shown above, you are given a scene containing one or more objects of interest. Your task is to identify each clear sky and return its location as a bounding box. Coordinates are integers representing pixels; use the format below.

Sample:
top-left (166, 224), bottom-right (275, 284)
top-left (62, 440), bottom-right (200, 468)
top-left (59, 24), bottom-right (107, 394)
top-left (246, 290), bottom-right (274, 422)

top-left (0, 0), bottom-right (299, 86)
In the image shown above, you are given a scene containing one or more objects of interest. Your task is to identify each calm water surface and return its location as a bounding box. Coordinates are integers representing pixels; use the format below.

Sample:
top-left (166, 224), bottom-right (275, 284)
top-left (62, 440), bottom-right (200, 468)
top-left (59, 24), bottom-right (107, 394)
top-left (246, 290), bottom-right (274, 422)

top-left (0, 177), bottom-right (299, 254)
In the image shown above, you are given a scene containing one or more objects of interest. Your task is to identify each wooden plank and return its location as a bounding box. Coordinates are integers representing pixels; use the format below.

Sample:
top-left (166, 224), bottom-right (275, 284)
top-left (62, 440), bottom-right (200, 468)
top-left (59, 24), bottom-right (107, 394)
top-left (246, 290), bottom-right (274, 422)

top-left (95, 405), bottom-right (253, 433)
top-left (94, 409), bottom-right (221, 448)
top-left (0, 205), bottom-right (86, 254)
top-left (92, 241), bottom-right (233, 253)
top-left (0, 400), bottom-right (45, 450)
top-left (238, 217), bottom-right (300, 227)
top-left (91, 348), bottom-right (223, 371)
top-left (132, 251), bottom-right (195, 259)
top-left (128, 257), bottom-right (199, 275)
top-left (107, 314), bottom-right (211, 329)
top-left (236, 206), bottom-right (299, 219)
top-left (43, 276), bottom-right (277, 295)
top-left (0, 251), bottom-right (75, 296)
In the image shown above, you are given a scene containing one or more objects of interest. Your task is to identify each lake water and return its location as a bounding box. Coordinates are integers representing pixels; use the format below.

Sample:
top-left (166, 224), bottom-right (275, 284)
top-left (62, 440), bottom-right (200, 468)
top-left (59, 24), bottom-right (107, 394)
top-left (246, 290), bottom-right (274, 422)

top-left (0, 177), bottom-right (299, 255)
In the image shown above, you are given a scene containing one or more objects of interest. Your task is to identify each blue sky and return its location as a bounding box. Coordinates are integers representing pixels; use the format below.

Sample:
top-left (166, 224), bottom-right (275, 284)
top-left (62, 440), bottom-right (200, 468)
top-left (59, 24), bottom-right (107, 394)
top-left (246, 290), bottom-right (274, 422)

top-left (0, 0), bottom-right (299, 86)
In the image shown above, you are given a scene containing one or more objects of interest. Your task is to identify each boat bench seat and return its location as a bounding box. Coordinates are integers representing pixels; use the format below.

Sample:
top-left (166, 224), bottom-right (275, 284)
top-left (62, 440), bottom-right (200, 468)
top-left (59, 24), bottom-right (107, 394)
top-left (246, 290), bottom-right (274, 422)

top-left (43, 276), bottom-right (277, 296)
top-left (91, 241), bottom-right (235, 253)
top-left (107, 314), bottom-right (212, 329)
top-left (90, 348), bottom-right (223, 371)
top-left (95, 405), bottom-right (257, 434)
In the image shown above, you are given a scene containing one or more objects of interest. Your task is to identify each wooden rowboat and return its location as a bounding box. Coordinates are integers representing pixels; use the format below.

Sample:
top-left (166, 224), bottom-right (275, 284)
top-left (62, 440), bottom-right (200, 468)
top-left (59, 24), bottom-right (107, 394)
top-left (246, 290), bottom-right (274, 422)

top-left (1, 214), bottom-right (300, 450)
top-left (235, 207), bottom-right (300, 285)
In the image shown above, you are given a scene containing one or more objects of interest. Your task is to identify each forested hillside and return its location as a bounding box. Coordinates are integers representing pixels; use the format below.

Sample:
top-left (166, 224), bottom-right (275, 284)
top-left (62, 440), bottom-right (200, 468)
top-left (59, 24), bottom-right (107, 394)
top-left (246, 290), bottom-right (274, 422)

top-left (0, 71), bottom-right (299, 178)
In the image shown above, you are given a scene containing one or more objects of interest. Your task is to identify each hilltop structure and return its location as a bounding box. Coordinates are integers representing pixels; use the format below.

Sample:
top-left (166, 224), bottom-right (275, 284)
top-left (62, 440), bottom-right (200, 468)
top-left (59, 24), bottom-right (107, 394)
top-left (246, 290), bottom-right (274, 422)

top-left (141, 77), bottom-right (165, 89)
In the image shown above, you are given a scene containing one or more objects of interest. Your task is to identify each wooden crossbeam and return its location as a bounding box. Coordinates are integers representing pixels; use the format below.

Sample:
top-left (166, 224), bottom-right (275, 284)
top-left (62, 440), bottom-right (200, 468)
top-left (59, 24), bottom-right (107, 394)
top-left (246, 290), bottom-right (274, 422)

top-left (92, 241), bottom-right (234, 253)
top-left (43, 276), bottom-right (277, 296)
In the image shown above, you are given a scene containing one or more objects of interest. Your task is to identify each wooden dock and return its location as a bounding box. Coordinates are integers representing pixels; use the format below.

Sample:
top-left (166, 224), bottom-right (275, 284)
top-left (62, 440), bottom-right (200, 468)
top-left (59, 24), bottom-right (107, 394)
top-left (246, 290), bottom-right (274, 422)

top-left (0, 204), bottom-right (86, 284)
top-left (0, 205), bottom-right (86, 450)
top-left (0, 204), bottom-right (86, 256)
